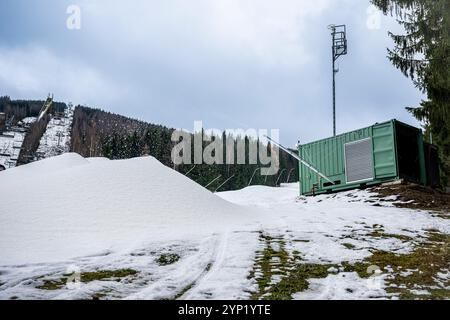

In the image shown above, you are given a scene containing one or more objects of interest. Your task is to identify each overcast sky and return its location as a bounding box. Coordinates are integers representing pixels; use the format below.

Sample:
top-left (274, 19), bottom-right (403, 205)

top-left (0, 0), bottom-right (425, 145)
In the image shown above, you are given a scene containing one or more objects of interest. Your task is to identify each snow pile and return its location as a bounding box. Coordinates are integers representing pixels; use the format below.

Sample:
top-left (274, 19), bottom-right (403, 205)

top-left (0, 153), bottom-right (257, 265)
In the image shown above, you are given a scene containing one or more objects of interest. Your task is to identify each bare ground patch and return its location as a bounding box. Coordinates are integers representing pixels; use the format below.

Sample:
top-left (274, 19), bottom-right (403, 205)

top-left (370, 184), bottom-right (450, 218)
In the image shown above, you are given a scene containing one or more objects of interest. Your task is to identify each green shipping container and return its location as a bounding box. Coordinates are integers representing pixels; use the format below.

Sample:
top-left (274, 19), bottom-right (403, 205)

top-left (298, 119), bottom-right (428, 196)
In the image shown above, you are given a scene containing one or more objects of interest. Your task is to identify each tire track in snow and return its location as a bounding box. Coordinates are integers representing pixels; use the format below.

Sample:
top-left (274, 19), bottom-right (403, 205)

top-left (124, 235), bottom-right (221, 300)
top-left (179, 231), bottom-right (229, 299)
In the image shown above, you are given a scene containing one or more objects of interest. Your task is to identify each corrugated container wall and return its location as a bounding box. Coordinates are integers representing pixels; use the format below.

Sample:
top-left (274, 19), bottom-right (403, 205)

top-left (298, 120), bottom-right (428, 195)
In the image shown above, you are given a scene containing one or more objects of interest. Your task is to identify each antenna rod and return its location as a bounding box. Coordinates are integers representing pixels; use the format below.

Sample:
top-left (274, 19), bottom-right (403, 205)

top-left (332, 26), bottom-right (336, 136)
top-left (328, 24), bottom-right (347, 136)
top-left (264, 135), bottom-right (334, 184)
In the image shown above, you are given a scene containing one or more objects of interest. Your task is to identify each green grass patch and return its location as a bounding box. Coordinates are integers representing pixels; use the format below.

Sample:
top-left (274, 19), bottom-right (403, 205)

top-left (368, 230), bottom-right (413, 241)
top-left (157, 253), bottom-right (180, 266)
top-left (249, 228), bottom-right (449, 300)
top-left (79, 269), bottom-right (137, 282)
top-left (341, 230), bottom-right (450, 299)
top-left (249, 232), bottom-right (336, 300)
top-left (342, 243), bottom-right (356, 249)
top-left (342, 223), bottom-right (414, 243)
top-left (36, 268), bottom-right (138, 290)
top-left (37, 279), bottom-right (67, 290)
top-left (263, 263), bottom-right (334, 300)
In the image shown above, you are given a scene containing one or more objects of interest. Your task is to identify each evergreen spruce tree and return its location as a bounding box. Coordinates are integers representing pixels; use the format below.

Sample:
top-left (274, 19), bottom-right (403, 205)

top-left (372, 0), bottom-right (450, 186)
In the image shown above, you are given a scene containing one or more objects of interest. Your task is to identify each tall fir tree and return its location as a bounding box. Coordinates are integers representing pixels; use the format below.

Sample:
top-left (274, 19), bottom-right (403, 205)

top-left (371, 0), bottom-right (450, 186)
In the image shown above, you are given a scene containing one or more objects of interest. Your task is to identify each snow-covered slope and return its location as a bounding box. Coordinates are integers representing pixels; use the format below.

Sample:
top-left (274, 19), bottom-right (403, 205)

top-left (0, 116), bottom-right (36, 169)
top-left (0, 131), bottom-right (26, 169)
top-left (36, 107), bottom-right (73, 160)
top-left (0, 156), bottom-right (448, 300)
top-left (0, 153), bottom-right (256, 265)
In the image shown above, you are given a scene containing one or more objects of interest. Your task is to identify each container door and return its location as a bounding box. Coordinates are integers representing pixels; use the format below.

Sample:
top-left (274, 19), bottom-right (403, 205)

top-left (372, 121), bottom-right (397, 179)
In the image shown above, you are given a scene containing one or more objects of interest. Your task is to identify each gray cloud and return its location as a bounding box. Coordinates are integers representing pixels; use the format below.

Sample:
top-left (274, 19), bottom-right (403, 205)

top-left (0, 0), bottom-right (424, 146)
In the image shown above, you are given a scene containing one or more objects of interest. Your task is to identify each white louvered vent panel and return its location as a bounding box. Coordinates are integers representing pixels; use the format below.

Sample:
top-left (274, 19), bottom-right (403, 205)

top-left (345, 138), bottom-right (374, 183)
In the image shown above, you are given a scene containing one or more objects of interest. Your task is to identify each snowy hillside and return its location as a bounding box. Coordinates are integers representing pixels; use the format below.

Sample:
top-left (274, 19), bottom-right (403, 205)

top-left (0, 106), bottom-right (73, 170)
top-left (0, 154), bottom-right (448, 300)
top-left (0, 117), bottom-right (35, 169)
top-left (36, 107), bottom-right (74, 160)
top-left (0, 131), bottom-right (26, 169)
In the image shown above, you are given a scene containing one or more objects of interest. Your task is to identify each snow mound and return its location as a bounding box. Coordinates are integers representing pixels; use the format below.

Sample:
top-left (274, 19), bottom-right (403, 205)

top-left (0, 153), bottom-right (254, 265)
top-left (218, 184), bottom-right (299, 207)
top-left (0, 153), bottom-right (89, 179)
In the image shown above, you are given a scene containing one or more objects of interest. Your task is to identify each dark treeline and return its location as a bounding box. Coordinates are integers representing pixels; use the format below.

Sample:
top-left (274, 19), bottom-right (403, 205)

top-left (73, 106), bottom-right (298, 192)
top-left (0, 96), bottom-right (66, 124)
top-left (0, 96), bottom-right (67, 165)
top-left (102, 130), bottom-right (299, 192)
top-left (70, 105), bottom-right (151, 157)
